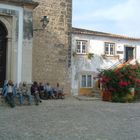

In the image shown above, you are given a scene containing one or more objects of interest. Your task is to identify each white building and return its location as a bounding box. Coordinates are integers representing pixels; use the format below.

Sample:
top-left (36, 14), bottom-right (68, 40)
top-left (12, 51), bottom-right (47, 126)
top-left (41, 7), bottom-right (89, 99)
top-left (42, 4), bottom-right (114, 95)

top-left (71, 27), bottom-right (140, 96)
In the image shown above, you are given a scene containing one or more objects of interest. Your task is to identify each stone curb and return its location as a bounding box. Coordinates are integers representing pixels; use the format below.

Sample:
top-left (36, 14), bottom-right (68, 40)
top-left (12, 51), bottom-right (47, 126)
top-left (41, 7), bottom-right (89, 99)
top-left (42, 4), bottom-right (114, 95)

top-left (74, 96), bottom-right (101, 101)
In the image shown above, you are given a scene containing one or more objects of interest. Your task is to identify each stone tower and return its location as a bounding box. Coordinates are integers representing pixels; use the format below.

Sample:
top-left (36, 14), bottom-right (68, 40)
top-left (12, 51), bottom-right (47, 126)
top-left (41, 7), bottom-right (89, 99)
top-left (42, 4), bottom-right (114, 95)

top-left (32, 0), bottom-right (72, 93)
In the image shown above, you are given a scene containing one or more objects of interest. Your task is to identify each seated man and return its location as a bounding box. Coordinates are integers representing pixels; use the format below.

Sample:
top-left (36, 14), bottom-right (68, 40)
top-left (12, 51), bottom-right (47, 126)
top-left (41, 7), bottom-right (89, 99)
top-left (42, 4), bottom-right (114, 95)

top-left (2, 80), bottom-right (16, 108)
top-left (44, 83), bottom-right (55, 99)
top-left (31, 81), bottom-right (42, 105)
top-left (54, 83), bottom-right (64, 99)
top-left (18, 82), bottom-right (32, 105)
top-left (38, 82), bottom-right (45, 99)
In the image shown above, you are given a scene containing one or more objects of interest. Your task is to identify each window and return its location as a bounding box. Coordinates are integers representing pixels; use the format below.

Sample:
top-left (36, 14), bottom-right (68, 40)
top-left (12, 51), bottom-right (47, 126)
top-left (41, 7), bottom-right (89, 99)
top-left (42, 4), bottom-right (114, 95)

top-left (76, 40), bottom-right (87, 54)
top-left (105, 42), bottom-right (115, 55)
top-left (81, 74), bottom-right (92, 88)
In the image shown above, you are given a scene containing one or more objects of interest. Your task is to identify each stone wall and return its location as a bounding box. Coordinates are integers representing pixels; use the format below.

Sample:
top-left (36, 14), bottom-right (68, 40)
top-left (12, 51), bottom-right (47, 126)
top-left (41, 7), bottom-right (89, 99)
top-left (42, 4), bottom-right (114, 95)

top-left (0, 4), bottom-right (35, 84)
top-left (32, 0), bottom-right (72, 93)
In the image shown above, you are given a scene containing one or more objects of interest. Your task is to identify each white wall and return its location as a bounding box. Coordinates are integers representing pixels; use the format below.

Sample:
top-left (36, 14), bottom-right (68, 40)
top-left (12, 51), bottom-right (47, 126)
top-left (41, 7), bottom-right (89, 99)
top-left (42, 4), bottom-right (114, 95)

top-left (71, 34), bottom-right (140, 95)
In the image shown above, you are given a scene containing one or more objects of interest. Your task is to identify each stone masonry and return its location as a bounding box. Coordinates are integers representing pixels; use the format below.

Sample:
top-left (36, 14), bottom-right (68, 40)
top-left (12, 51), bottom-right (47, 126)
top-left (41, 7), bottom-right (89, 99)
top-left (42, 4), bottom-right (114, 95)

top-left (0, 0), bottom-right (38, 85)
top-left (32, 0), bottom-right (72, 94)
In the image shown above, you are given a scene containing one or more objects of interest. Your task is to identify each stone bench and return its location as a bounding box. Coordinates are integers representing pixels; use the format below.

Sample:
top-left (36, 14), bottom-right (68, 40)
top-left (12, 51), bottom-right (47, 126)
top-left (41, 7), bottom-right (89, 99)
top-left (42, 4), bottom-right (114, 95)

top-left (0, 95), bottom-right (37, 106)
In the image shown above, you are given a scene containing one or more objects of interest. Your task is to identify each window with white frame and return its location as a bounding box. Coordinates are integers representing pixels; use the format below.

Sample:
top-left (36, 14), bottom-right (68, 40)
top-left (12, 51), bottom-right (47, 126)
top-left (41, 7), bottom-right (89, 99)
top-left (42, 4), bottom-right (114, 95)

top-left (104, 42), bottom-right (115, 55)
top-left (76, 40), bottom-right (87, 54)
top-left (81, 74), bottom-right (92, 88)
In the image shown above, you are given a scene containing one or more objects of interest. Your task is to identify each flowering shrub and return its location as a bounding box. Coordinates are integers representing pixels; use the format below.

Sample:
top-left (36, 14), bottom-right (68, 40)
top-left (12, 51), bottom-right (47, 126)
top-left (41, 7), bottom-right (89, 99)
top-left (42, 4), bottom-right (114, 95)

top-left (99, 63), bottom-right (140, 102)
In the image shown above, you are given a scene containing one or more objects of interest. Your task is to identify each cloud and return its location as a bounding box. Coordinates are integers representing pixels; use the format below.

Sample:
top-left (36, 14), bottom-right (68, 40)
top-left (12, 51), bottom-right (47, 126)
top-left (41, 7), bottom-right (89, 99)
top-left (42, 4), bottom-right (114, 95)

top-left (73, 0), bottom-right (140, 37)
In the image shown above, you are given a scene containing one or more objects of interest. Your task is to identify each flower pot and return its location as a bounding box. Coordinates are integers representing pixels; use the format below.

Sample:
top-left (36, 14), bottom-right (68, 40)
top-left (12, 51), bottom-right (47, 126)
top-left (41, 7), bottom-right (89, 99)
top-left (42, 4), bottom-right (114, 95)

top-left (102, 90), bottom-right (112, 101)
top-left (129, 88), bottom-right (135, 96)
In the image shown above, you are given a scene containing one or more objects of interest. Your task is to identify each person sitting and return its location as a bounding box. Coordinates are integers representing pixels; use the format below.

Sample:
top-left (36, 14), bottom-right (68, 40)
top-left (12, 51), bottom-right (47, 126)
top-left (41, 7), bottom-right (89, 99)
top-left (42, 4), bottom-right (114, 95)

top-left (18, 82), bottom-right (32, 105)
top-left (31, 81), bottom-right (42, 105)
top-left (54, 83), bottom-right (64, 99)
top-left (44, 83), bottom-right (55, 99)
top-left (1, 80), bottom-right (8, 96)
top-left (38, 82), bottom-right (45, 99)
top-left (2, 80), bottom-right (16, 108)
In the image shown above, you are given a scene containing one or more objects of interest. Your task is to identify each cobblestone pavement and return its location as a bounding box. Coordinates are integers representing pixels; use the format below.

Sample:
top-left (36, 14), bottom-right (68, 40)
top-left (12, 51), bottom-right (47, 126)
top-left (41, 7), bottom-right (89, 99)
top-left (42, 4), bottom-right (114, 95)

top-left (0, 97), bottom-right (140, 140)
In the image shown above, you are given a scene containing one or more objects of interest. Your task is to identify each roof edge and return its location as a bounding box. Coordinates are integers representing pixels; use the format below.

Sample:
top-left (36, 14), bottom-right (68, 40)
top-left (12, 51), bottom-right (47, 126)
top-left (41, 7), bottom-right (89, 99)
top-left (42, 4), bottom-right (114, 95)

top-left (0, 0), bottom-right (39, 9)
top-left (72, 27), bottom-right (140, 41)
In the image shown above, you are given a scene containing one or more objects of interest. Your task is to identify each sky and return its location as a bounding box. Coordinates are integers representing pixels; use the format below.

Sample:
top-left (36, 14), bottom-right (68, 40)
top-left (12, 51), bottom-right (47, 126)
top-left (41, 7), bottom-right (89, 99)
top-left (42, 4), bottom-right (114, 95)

top-left (72, 0), bottom-right (140, 38)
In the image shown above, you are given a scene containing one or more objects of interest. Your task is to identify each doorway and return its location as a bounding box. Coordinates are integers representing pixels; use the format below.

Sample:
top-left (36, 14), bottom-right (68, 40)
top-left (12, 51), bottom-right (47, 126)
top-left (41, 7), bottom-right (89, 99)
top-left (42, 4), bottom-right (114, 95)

top-left (0, 21), bottom-right (7, 87)
top-left (125, 47), bottom-right (134, 61)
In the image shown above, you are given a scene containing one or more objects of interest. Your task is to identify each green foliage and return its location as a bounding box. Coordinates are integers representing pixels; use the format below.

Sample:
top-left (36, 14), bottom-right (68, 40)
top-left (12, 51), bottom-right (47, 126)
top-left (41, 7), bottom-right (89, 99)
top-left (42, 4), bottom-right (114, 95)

top-left (112, 93), bottom-right (134, 103)
top-left (87, 53), bottom-right (94, 59)
top-left (100, 63), bottom-right (140, 102)
top-left (134, 86), bottom-right (140, 101)
top-left (72, 51), bottom-right (76, 57)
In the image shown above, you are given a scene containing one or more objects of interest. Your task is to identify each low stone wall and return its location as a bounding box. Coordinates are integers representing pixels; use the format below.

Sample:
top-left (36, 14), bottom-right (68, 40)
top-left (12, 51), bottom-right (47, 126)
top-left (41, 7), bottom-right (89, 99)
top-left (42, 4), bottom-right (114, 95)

top-left (0, 96), bottom-right (6, 106)
top-left (0, 95), bottom-right (36, 106)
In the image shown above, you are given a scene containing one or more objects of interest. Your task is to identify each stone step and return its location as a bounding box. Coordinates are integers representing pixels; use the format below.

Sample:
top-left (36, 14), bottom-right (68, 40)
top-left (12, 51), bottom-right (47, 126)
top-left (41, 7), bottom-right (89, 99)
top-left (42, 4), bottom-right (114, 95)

top-left (92, 89), bottom-right (101, 98)
top-left (74, 96), bottom-right (101, 101)
top-left (92, 89), bottom-right (100, 93)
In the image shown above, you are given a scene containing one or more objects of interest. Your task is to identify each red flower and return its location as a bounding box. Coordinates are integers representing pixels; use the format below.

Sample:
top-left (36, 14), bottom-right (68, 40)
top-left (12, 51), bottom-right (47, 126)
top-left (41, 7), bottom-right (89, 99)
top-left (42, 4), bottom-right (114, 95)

top-left (109, 88), bottom-right (115, 91)
top-left (119, 81), bottom-right (128, 87)
top-left (135, 79), bottom-right (140, 84)
top-left (129, 76), bottom-right (133, 79)
top-left (101, 76), bottom-right (110, 83)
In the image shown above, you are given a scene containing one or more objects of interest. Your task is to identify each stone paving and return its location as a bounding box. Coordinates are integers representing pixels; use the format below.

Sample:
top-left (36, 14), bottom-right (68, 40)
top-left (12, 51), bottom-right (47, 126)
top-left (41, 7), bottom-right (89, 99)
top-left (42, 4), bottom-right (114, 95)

top-left (0, 97), bottom-right (140, 140)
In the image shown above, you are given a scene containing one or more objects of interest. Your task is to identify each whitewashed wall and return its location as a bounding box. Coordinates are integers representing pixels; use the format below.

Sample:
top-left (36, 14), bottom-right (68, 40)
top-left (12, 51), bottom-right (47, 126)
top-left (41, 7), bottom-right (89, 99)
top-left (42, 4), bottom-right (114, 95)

top-left (71, 34), bottom-right (140, 95)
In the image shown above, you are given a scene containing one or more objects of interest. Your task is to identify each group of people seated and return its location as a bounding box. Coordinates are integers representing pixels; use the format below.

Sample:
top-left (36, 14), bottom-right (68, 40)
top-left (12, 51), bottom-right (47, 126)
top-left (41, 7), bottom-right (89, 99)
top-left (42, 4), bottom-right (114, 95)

top-left (38, 82), bottom-right (64, 99)
top-left (1, 80), bottom-right (64, 108)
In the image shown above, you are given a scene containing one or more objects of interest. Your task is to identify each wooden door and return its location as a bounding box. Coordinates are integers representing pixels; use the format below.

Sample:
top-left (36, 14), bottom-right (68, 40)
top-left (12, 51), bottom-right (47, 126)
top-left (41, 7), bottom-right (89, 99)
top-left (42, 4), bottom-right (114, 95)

top-left (0, 22), bottom-right (7, 87)
top-left (125, 47), bottom-right (134, 61)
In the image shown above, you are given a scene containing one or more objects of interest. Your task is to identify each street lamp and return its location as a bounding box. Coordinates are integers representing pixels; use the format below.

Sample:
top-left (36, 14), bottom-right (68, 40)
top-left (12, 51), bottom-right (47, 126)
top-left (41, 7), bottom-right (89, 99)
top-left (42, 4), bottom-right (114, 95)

top-left (33, 16), bottom-right (49, 31)
top-left (40, 16), bottom-right (49, 29)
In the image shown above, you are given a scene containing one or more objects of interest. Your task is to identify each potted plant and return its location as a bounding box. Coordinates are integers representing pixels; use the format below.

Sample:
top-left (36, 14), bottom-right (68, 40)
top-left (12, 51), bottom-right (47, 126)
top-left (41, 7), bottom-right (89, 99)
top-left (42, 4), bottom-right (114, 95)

top-left (99, 63), bottom-right (140, 102)
top-left (72, 51), bottom-right (77, 57)
top-left (87, 53), bottom-right (94, 59)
